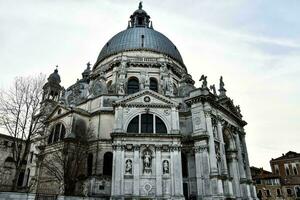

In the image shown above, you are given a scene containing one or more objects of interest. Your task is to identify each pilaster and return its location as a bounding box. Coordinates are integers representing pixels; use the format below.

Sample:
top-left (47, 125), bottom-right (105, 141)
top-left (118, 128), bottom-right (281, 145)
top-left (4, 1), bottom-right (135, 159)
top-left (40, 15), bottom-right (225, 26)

top-left (155, 145), bottom-right (163, 196)
top-left (194, 143), bottom-right (211, 199)
top-left (133, 145), bottom-right (140, 196)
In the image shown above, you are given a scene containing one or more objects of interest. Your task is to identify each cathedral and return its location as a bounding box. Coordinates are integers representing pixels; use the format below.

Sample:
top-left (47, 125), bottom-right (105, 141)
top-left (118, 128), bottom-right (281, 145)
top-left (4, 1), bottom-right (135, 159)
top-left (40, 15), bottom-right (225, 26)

top-left (27, 3), bottom-right (257, 200)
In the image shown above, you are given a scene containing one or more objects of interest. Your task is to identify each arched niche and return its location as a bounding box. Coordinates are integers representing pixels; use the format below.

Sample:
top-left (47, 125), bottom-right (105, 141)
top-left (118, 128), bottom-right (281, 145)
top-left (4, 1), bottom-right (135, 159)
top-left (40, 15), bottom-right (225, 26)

top-left (223, 128), bottom-right (236, 152)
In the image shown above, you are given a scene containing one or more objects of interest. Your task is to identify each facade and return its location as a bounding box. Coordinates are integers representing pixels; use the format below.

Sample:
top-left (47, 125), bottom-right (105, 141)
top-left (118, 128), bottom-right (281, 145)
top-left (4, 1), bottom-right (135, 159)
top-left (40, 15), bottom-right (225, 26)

top-left (28, 3), bottom-right (257, 200)
top-left (270, 151), bottom-right (300, 199)
top-left (0, 133), bottom-right (27, 191)
top-left (250, 167), bottom-right (283, 200)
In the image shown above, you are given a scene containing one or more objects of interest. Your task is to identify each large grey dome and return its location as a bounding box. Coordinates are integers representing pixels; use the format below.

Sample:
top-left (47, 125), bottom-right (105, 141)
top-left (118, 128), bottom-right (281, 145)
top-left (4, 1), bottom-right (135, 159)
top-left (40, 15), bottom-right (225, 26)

top-left (96, 27), bottom-right (184, 66)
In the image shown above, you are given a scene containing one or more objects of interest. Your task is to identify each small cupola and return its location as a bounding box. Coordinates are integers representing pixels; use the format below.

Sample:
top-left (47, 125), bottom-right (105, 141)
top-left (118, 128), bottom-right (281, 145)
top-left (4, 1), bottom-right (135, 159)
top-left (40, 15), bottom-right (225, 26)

top-left (128, 2), bottom-right (152, 29)
top-left (42, 66), bottom-right (62, 102)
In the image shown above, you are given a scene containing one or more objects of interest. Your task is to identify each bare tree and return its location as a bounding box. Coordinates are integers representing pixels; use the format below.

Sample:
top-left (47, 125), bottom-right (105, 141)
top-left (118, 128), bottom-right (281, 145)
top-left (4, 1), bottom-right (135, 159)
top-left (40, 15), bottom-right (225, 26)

top-left (38, 122), bottom-right (95, 196)
top-left (39, 139), bottom-right (88, 196)
top-left (0, 74), bottom-right (46, 191)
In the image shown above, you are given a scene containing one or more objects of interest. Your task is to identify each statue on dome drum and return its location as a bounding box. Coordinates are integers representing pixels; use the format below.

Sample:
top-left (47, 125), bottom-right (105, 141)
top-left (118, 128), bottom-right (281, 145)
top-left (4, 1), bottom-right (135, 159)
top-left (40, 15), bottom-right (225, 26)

top-left (89, 71), bottom-right (108, 97)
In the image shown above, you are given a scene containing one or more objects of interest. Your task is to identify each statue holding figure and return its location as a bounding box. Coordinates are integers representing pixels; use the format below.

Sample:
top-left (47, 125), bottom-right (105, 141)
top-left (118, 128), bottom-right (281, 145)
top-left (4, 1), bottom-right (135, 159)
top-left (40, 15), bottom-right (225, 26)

top-left (125, 159), bottom-right (133, 174)
top-left (163, 160), bottom-right (169, 174)
top-left (143, 150), bottom-right (152, 174)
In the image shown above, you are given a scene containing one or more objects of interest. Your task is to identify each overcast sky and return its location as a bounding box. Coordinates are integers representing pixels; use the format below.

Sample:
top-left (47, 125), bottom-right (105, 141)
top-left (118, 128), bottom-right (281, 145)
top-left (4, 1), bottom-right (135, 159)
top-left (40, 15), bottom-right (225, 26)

top-left (1, 0), bottom-right (299, 170)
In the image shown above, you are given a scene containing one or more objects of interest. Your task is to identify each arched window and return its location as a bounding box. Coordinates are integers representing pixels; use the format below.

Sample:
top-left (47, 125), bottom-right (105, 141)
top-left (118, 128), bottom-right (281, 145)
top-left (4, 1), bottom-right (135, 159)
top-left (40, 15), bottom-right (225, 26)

top-left (173, 83), bottom-right (178, 96)
top-left (286, 167), bottom-right (290, 176)
top-left (48, 123), bottom-right (66, 144)
top-left (17, 170), bottom-right (25, 187)
top-left (48, 129), bottom-right (54, 144)
top-left (155, 116), bottom-right (167, 133)
top-left (107, 80), bottom-right (113, 94)
top-left (293, 166), bottom-right (298, 175)
top-left (127, 114), bottom-right (167, 134)
top-left (87, 153), bottom-right (93, 176)
top-left (181, 152), bottom-right (188, 178)
top-left (287, 188), bottom-right (293, 196)
top-left (141, 114), bottom-right (153, 133)
top-left (276, 189), bottom-right (281, 197)
top-left (150, 78), bottom-right (158, 92)
top-left (296, 187), bottom-right (300, 197)
top-left (127, 77), bottom-right (139, 94)
top-left (127, 115), bottom-right (139, 133)
top-left (103, 152), bottom-right (113, 177)
top-left (60, 125), bottom-right (66, 140)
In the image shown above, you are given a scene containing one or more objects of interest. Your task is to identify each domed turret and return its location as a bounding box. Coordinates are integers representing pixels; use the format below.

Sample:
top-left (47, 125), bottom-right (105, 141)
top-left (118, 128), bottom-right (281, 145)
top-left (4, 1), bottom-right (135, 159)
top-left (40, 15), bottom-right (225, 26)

top-left (48, 68), bottom-right (61, 84)
top-left (42, 67), bottom-right (62, 104)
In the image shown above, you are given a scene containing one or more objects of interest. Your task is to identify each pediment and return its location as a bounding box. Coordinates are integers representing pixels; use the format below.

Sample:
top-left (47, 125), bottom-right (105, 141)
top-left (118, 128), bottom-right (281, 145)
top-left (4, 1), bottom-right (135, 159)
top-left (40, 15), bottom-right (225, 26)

top-left (46, 105), bottom-right (70, 121)
top-left (114, 89), bottom-right (179, 108)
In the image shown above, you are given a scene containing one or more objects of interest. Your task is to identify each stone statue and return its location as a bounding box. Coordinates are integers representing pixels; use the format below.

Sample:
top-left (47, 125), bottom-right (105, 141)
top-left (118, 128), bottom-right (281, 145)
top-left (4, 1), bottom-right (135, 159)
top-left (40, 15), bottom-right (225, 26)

top-left (118, 82), bottom-right (125, 95)
top-left (145, 72), bottom-right (150, 89)
top-left (140, 71), bottom-right (146, 90)
top-left (166, 74), bottom-right (174, 95)
top-left (118, 61), bottom-right (127, 79)
top-left (210, 84), bottom-right (217, 95)
top-left (236, 105), bottom-right (241, 113)
top-left (82, 181), bottom-right (88, 197)
top-left (143, 150), bottom-right (152, 174)
top-left (219, 76), bottom-right (227, 96)
top-left (89, 73), bottom-right (108, 97)
top-left (163, 160), bottom-right (169, 174)
top-left (125, 159), bottom-right (133, 174)
top-left (220, 76), bottom-right (225, 90)
top-left (199, 75), bottom-right (207, 88)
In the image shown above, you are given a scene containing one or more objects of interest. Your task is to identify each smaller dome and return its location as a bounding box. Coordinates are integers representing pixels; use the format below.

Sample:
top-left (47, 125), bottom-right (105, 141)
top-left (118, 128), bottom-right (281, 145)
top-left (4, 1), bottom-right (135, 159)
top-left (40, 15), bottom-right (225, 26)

top-left (48, 69), bottom-right (61, 84)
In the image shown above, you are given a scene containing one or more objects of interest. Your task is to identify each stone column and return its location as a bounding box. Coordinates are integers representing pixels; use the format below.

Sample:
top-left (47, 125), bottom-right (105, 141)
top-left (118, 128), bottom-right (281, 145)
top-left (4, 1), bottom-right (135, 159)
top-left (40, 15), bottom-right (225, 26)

top-left (227, 151), bottom-right (242, 199)
top-left (203, 109), bottom-right (219, 197)
top-left (241, 133), bottom-right (257, 199)
top-left (216, 117), bottom-right (232, 197)
top-left (216, 117), bottom-right (228, 175)
top-left (235, 133), bottom-right (248, 198)
top-left (204, 110), bottom-right (218, 174)
top-left (155, 146), bottom-right (163, 196)
top-left (133, 145), bottom-right (140, 196)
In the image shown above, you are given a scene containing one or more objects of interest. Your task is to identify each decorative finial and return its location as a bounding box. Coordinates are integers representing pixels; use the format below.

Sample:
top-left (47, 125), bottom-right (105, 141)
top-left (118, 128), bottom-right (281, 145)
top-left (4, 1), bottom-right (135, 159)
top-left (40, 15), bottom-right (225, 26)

top-left (199, 74), bottom-right (208, 89)
top-left (139, 1), bottom-right (143, 9)
top-left (86, 62), bottom-right (91, 69)
top-left (55, 65), bottom-right (59, 72)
